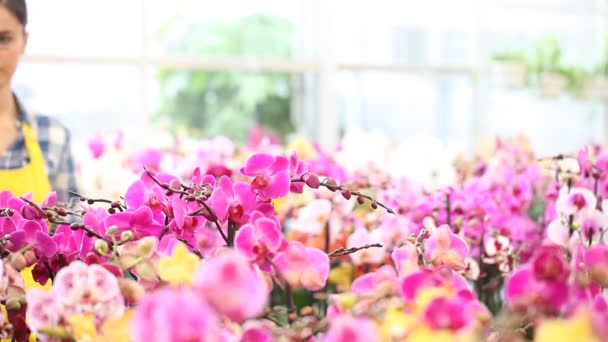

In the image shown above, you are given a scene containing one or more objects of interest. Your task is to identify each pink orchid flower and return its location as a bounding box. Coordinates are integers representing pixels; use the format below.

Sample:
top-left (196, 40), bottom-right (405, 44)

top-left (424, 225), bottom-right (469, 270)
top-left (400, 267), bottom-right (469, 302)
top-left (391, 241), bottom-right (419, 276)
top-left (134, 288), bottom-right (221, 342)
top-left (422, 296), bottom-right (473, 331)
top-left (208, 176), bottom-right (261, 225)
top-left (556, 187), bottom-right (597, 216)
top-left (193, 250), bottom-right (268, 323)
top-left (27, 261), bottom-right (125, 337)
top-left (124, 171), bottom-right (176, 211)
top-left (104, 205), bottom-right (165, 239)
top-left (272, 241), bottom-right (330, 291)
top-left (240, 153), bottom-right (291, 200)
top-left (26, 289), bottom-right (61, 339)
top-left (531, 245), bottom-right (570, 283)
top-left (351, 265), bottom-right (399, 296)
top-left (52, 261), bottom-right (125, 319)
top-left (235, 211), bottom-right (284, 263)
top-left (505, 265), bottom-right (569, 313)
top-left (240, 322), bottom-right (274, 342)
top-left (9, 220), bottom-right (57, 258)
top-left (169, 195), bottom-right (206, 239)
top-left (321, 315), bottom-right (379, 342)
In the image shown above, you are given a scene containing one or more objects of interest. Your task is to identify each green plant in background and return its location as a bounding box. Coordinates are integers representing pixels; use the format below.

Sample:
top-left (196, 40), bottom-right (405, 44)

top-left (561, 66), bottom-right (594, 97)
top-left (530, 36), bottom-right (567, 77)
top-left (155, 15), bottom-right (295, 142)
top-left (491, 49), bottom-right (529, 63)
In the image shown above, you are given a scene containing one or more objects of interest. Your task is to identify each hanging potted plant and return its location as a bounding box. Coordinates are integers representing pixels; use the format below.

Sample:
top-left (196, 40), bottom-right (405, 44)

top-left (490, 49), bottom-right (529, 88)
top-left (532, 36), bottom-right (568, 98)
top-left (565, 66), bottom-right (600, 100)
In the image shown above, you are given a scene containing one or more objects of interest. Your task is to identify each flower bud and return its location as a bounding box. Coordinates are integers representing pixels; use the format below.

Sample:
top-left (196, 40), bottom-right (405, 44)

top-left (357, 197), bottom-right (365, 205)
top-left (8, 253), bottom-right (26, 271)
top-left (120, 230), bottom-right (134, 243)
top-left (169, 179), bottom-right (182, 190)
top-left (106, 225), bottom-right (119, 237)
top-left (136, 236), bottom-right (157, 258)
top-left (23, 250), bottom-right (37, 267)
top-left (341, 190), bottom-right (352, 200)
top-left (94, 239), bottom-right (110, 256)
top-left (575, 271), bottom-right (592, 288)
top-left (118, 278), bottom-right (146, 304)
top-left (5, 298), bottom-right (21, 311)
top-left (590, 265), bottom-right (608, 286)
top-left (305, 174), bottom-right (320, 189)
top-left (371, 201), bottom-right (378, 210)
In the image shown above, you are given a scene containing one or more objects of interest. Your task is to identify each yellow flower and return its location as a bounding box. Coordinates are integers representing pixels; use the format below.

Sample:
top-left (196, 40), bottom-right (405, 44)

top-left (535, 313), bottom-right (600, 342)
top-left (333, 293), bottom-right (358, 311)
top-left (67, 314), bottom-right (97, 341)
top-left (380, 306), bottom-right (417, 340)
top-left (22, 265), bottom-right (51, 291)
top-left (407, 327), bottom-right (478, 342)
top-left (159, 243), bottom-right (200, 286)
top-left (412, 286), bottom-right (452, 314)
top-left (100, 310), bottom-right (133, 342)
top-left (286, 137), bottom-right (318, 161)
top-left (329, 263), bottom-right (354, 289)
top-left (67, 310), bottom-right (133, 342)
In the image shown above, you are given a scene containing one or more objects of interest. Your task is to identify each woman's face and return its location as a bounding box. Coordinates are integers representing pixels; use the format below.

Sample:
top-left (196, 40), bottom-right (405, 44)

top-left (0, 5), bottom-right (27, 90)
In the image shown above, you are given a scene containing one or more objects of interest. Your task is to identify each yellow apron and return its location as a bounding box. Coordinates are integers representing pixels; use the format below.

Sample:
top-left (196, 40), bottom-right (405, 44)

top-left (0, 122), bottom-right (52, 341)
top-left (0, 122), bottom-right (51, 203)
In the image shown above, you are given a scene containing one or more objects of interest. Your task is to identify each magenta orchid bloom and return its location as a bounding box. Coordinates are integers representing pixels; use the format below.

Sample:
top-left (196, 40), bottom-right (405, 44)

top-left (400, 267), bottom-right (469, 302)
top-left (272, 241), bottom-right (330, 291)
top-left (321, 315), bottom-right (379, 342)
top-left (9, 220), bottom-right (57, 258)
top-left (235, 211), bottom-right (284, 263)
top-left (424, 225), bottom-right (470, 270)
top-left (288, 152), bottom-right (308, 194)
top-left (134, 288), bottom-right (221, 342)
top-left (505, 265), bottom-right (569, 313)
top-left (193, 250), bottom-right (268, 323)
top-left (88, 137), bottom-right (105, 159)
top-left (422, 296), bottom-right (473, 331)
top-left (240, 153), bottom-right (291, 200)
top-left (208, 176), bottom-right (261, 225)
top-left (169, 195), bottom-right (206, 239)
top-left (125, 171), bottom-right (176, 211)
top-left (240, 323), bottom-right (274, 342)
top-left (104, 206), bottom-right (165, 239)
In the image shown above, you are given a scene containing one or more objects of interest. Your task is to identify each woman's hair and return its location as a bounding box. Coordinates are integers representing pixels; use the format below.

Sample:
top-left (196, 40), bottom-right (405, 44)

top-left (0, 0), bottom-right (27, 28)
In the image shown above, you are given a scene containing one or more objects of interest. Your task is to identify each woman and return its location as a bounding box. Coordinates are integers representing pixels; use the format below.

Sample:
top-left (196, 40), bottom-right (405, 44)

top-left (0, 0), bottom-right (78, 204)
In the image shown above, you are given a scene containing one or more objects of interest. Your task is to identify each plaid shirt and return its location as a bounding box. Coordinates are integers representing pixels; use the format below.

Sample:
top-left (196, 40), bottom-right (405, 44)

top-left (0, 96), bottom-right (79, 203)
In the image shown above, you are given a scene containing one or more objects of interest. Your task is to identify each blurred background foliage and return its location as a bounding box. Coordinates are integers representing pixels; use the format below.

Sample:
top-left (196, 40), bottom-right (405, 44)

top-left (155, 15), bottom-right (295, 142)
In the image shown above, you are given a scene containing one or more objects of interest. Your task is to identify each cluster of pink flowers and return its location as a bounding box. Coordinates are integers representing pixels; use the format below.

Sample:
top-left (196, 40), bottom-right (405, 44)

top-left (2, 133), bottom-right (608, 341)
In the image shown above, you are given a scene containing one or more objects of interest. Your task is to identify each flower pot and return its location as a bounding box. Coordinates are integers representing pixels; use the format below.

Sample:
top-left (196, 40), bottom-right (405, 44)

top-left (577, 76), bottom-right (602, 100)
top-left (539, 72), bottom-right (567, 98)
top-left (491, 61), bottom-right (528, 88)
